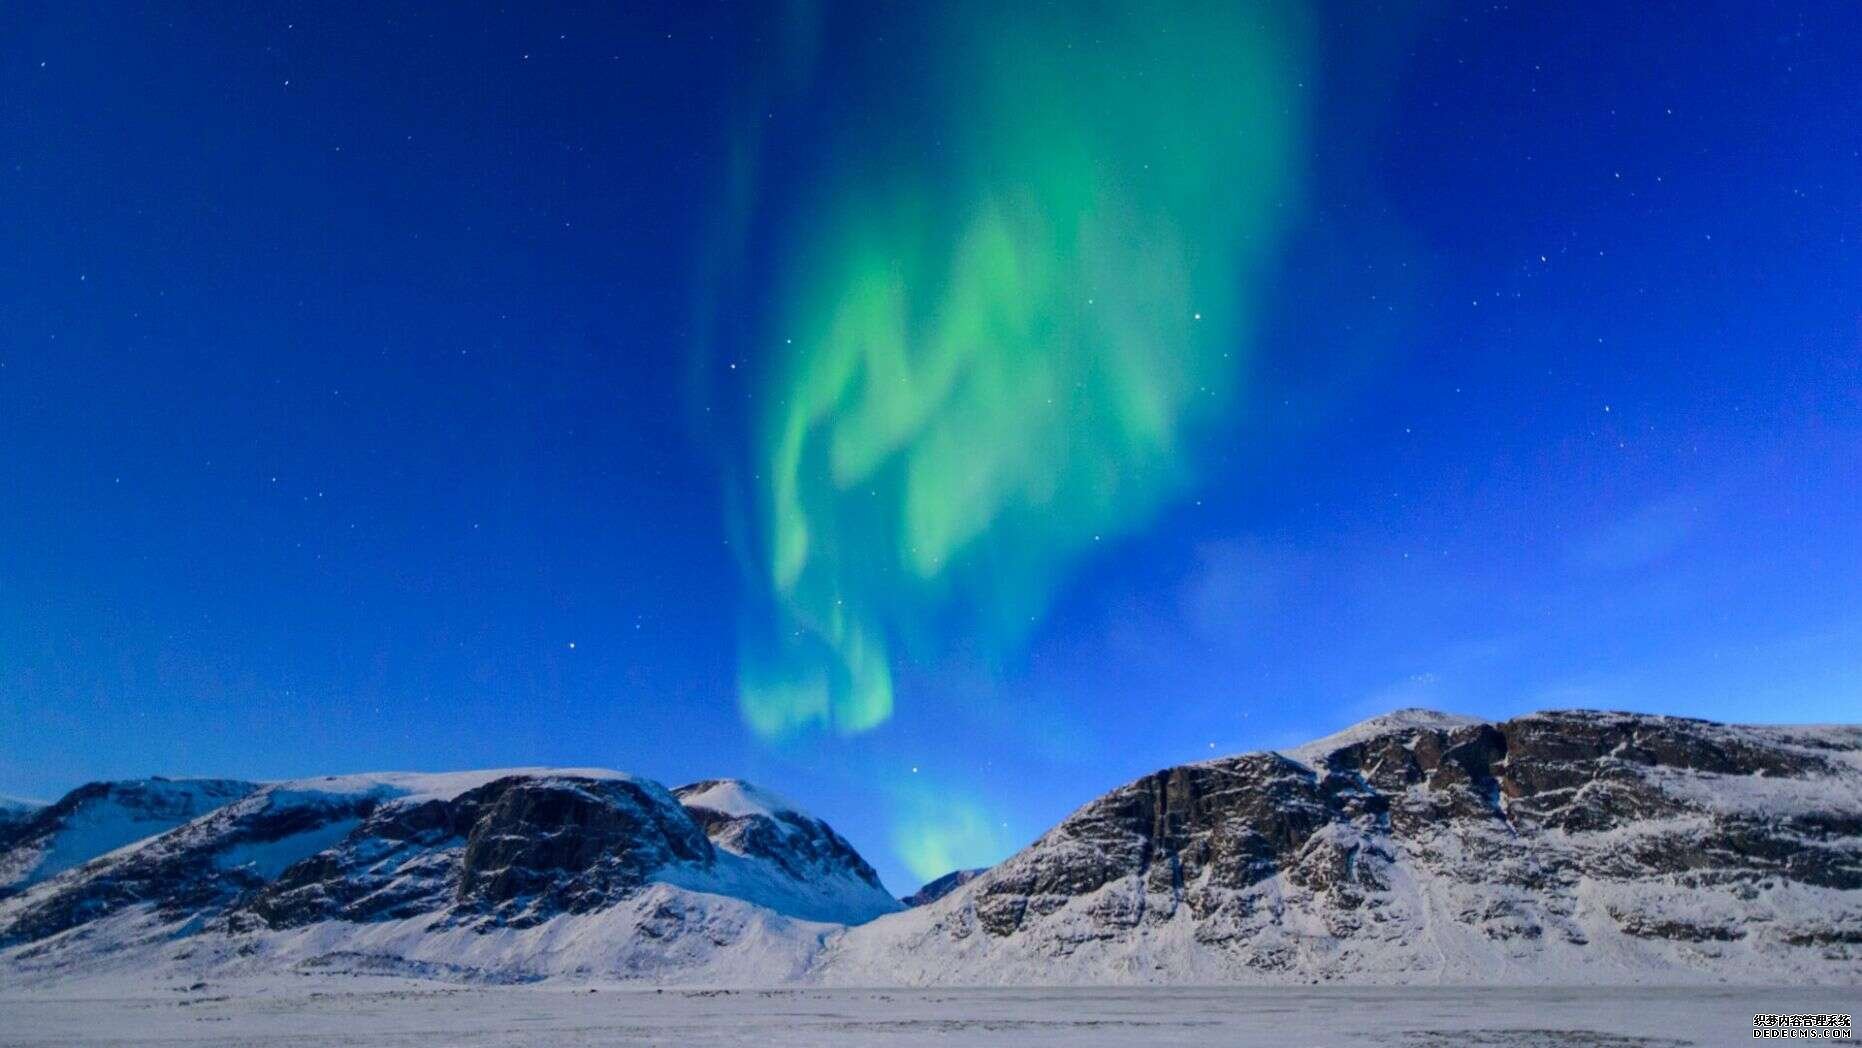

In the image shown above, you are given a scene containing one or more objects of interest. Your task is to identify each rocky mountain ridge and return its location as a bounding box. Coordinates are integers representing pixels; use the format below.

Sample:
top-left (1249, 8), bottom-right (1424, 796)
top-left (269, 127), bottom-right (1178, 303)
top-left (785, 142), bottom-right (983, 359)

top-left (0, 768), bottom-right (896, 983)
top-left (903, 867), bottom-right (988, 907)
top-left (2, 709), bottom-right (1857, 986)
top-left (824, 708), bottom-right (1862, 983)
top-left (0, 778), bottom-right (257, 900)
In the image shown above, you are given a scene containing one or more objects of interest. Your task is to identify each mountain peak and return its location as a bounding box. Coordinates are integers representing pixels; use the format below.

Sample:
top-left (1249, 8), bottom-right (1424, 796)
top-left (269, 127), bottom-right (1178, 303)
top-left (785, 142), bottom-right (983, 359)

top-left (0, 777), bottom-right (259, 898)
top-left (902, 867), bottom-right (987, 907)
top-left (671, 778), bottom-right (901, 925)
top-left (1277, 707), bottom-right (1483, 767)
top-left (674, 779), bottom-right (799, 820)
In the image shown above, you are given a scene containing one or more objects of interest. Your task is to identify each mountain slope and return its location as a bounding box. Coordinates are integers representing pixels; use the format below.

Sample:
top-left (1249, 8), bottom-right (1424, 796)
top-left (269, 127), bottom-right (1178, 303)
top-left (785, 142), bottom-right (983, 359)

top-left (0, 769), bottom-right (890, 985)
top-left (672, 779), bottom-right (901, 925)
top-left (821, 709), bottom-right (1862, 984)
top-left (0, 797), bottom-right (44, 829)
top-left (0, 778), bottom-right (257, 899)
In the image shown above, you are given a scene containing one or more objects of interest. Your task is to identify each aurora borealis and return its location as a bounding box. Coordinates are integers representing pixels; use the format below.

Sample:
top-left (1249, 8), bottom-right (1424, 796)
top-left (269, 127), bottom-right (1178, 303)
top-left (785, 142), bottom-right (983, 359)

top-left (733, 2), bottom-right (1308, 740)
top-left (6, 1), bottom-right (1860, 894)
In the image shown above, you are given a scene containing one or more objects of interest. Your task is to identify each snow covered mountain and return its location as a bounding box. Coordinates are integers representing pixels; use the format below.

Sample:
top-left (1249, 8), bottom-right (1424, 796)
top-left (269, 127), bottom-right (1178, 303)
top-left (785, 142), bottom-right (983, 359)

top-left (671, 779), bottom-right (900, 924)
top-left (0, 778), bottom-right (256, 899)
top-left (822, 709), bottom-right (1862, 984)
top-left (0, 769), bottom-right (892, 984)
top-left (2, 709), bottom-right (1858, 987)
top-left (0, 796), bottom-right (44, 828)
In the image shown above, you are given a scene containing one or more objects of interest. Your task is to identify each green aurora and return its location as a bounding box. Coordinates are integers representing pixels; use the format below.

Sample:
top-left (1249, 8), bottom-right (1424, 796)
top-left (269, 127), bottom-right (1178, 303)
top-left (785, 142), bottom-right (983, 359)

top-left (733, 2), bottom-right (1312, 742)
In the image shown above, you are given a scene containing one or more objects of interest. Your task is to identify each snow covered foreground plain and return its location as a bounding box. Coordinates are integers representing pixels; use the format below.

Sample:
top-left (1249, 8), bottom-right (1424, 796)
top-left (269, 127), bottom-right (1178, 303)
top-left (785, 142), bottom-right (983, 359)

top-left (0, 980), bottom-right (1846, 1047)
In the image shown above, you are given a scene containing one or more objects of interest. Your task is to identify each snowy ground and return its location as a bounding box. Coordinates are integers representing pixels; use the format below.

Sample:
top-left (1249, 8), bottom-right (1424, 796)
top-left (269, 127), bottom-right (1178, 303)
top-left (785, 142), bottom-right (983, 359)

top-left (0, 982), bottom-right (1849, 1046)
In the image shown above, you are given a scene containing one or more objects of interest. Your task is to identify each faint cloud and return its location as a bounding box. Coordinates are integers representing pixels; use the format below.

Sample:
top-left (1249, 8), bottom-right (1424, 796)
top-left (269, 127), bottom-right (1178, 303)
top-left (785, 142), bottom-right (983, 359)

top-left (1525, 680), bottom-right (1619, 712)
top-left (1323, 634), bottom-right (1529, 730)
top-left (1177, 537), bottom-right (1297, 641)
top-left (1343, 674), bottom-right (1454, 721)
top-left (1569, 495), bottom-right (1709, 572)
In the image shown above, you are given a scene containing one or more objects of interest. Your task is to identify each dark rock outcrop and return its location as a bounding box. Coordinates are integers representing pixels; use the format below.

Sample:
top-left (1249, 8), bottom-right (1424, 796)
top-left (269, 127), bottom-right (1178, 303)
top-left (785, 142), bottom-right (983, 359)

top-left (0, 778), bottom-right (257, 900)
top-left (674, 780), bottom-right (889, 896)
top-left (0, 785), bottom-right (370, 949)
top-left (885, 709), bottom-right (1862, 980)
top-left (238, 776), bottom-right (716, 930)
top-left (904, 868), bottom-right (986, 907)
top-left (0, 770), bottom-right (900, 959)
top-left (457, 777), bottom-right (714, 923)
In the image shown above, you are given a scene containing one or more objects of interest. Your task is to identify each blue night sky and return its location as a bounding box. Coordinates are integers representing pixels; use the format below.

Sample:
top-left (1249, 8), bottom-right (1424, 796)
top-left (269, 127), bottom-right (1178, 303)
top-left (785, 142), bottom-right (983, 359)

top-left (3, 2), bottom-right (1858, 892)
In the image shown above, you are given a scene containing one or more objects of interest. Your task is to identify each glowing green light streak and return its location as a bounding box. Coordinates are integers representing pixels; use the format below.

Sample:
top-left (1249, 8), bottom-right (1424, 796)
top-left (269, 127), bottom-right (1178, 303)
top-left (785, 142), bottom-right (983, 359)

top-left (735, 2), bottom-right (1310, 737)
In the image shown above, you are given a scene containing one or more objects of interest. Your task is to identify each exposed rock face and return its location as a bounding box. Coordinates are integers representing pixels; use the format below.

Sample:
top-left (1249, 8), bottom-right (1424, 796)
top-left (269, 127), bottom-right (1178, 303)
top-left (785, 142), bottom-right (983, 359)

top-left (828, 709), bottom-right (1862, 983)
top-left (239, 796), bottom-right (474, 929)
top-left (0, 783), bottom-right (372, 949)
top-left (236, 776), bottom-right (717, 931)
top-left (966, 751), bottom-right (1338, 940)
top-left (674, 780), bottom-right (890, 899)
top-left (0, 778), bottom-right (257, 900)
top-left (904, 868), bottom-right (986, 907)
top-left (669, 780), bottom-right (901, 926)
top-left (458, 777), bottom-right (715, 923)
top-left (0, 769), bottom-right (896, 978)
